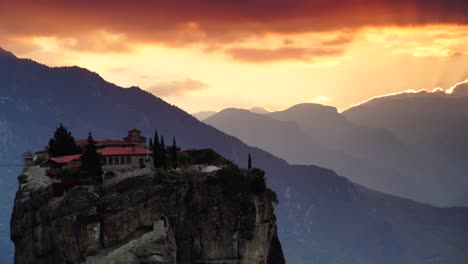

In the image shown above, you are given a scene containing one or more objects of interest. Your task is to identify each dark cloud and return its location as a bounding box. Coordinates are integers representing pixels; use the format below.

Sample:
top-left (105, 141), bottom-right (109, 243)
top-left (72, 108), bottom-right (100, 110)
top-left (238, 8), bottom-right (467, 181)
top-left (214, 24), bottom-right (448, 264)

top-left (226, 46), bottom-right (345, 62)
top-left (148, 78), bottom-right (211, 96)
top-left (0, 0), bottom-right (467, 63)
top-left (0, 0), bottom-right (466, 48)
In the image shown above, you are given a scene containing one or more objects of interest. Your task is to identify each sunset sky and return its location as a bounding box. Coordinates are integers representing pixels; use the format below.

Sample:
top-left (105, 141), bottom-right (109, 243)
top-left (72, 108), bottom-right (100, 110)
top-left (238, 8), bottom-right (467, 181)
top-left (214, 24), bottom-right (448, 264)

top-left (1, 0), bottom-right (467, 113)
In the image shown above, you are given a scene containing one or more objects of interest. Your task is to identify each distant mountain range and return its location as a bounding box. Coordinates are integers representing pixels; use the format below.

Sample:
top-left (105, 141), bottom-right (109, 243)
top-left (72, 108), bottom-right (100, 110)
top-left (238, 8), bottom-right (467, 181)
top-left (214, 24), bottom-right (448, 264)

top-left (193, 106), bottom-right (269, 120)
top-left (2, 47), bottom-right (468, 264)
top-left (344, 85), bottom-right (468, 205)
top-left (205, 83), bottom-right (468, 207)
top-left (192, 110), bottom-right (217, 120)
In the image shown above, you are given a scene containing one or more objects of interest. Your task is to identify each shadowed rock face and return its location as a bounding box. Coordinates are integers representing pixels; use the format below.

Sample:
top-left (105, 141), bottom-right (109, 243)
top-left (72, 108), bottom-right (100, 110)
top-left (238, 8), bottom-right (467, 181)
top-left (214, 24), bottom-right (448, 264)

top-left (10, 167), bottom-right (284, 264)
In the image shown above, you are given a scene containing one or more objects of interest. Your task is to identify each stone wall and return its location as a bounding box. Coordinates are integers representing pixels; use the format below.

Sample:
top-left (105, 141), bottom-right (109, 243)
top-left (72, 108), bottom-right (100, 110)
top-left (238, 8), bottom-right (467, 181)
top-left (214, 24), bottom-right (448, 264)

top-left (102, 155), bottom-right (152, 172)
top-left (103, 168), bottom-right (152, 190)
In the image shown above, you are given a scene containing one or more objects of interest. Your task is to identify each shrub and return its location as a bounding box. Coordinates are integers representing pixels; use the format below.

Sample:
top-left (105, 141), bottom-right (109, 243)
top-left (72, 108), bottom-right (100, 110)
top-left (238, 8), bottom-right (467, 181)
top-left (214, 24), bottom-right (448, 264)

top-left (248, 168), bottom-right (266, 195)
top-left (57, 168), bottom-right (75, 182)
top-left (183, 149), bottom-right (233, 166)
top-left (176, 151), bottom-right (192, 168)
top-left (216, 165), bottom-right (279, 205)
top-left (216, 165), bottom-right (247, 195)
top-left (266, 188), bottom-right (279, 205)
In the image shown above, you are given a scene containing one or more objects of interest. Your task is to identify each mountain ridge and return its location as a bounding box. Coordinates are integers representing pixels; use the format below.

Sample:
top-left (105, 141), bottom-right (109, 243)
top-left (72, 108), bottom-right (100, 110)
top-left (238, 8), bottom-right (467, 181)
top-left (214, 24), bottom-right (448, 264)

top-left (2, 48), bottom-right (468, 263)
top-left (205, 102), bottom-right (432, 204)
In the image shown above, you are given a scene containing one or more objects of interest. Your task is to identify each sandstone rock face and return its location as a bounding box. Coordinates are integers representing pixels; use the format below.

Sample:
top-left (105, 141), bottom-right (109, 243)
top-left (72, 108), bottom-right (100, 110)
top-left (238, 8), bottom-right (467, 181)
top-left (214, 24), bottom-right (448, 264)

top-left (10, 166), bottom-right (284, 264)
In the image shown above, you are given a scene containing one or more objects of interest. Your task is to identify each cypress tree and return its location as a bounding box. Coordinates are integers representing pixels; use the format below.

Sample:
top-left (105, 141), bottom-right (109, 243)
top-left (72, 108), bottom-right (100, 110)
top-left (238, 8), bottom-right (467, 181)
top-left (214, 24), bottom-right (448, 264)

top-left (48, 123), bottom-right (81, 157)
top-left (80, 132), bottom-right (103, 184)
top-left (172, 137), bottom-right (178, 169)
top-left (149, 138), bottom-right (154, 152)
top-left (153, 129), bottom-right (160, 168)
top-left (248, 153), bottom-right (252, 169)
top-left (160, 136), bottom-right (167, 169)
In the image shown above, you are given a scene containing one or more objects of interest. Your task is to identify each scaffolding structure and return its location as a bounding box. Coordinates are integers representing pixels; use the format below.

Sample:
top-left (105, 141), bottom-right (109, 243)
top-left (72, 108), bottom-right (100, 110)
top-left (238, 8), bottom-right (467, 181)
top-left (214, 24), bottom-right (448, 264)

top-left (22, 151), bottom-right (34, 171)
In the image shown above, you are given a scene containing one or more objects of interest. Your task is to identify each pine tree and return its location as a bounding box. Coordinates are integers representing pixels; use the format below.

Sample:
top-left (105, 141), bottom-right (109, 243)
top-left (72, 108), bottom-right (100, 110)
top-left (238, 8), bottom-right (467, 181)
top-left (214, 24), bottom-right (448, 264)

top-left (172, 137), bottom-right (178, 169)
top-left (248, 153), bottom-right (252, 169)
top-left (153, 129), bottom-right (160, 168)
top-left (80, 132), bottom-right (103, 184)
top-left (149, 138), bottom-right (154, 152)
top-left (48, 123), bottom-right (81, 157)
top-left (160, 136), bottom-right (167, 169)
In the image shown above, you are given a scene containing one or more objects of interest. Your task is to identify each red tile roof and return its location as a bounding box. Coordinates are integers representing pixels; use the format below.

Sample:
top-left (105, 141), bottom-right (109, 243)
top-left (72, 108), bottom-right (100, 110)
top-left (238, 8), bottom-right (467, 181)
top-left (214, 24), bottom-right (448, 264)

top-left (35, 147), bottom-right (48, 154)
top-left (98, 146), bottom-right (151, 156)
top-left (50, 154), bottom-right (81, 164)
top-left (97, 139), bottom-right (134, 147)
top-left (37, 138), bottom-right (136, 155)
top-left (49, 147), bottom-right (151, 164)
top-left (75, 140), bottom-right (88, 147)
top-left (76, 139), bottom-right (134, 147)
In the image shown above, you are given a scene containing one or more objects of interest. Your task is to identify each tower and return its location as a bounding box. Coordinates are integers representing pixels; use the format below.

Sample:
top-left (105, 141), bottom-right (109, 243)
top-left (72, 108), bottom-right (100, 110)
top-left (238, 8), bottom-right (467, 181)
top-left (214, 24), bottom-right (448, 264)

top-left (123, 128), bottom-right (147, 148)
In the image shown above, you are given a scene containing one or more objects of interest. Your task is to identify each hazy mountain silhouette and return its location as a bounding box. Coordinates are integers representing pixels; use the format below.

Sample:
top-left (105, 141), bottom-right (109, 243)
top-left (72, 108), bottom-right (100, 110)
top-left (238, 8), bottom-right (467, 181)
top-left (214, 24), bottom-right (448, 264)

top-left (249, 106), bottom-right (270, 114)
top-left (192, 110), bottom-right (217, 120)
top-left (1, 49), bottom-right (468, 264)
top-left (205, 103), bottom-right (455, 205)
top-left (193, 106), bottom-right (269, 121)
top-left (344, 85), bottom-right (468, 205)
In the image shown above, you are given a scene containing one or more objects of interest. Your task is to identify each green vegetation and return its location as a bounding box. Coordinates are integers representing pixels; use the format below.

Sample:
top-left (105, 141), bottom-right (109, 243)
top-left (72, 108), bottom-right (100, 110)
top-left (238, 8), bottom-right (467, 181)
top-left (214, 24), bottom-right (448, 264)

top-left (48, 123), bottom-right (81, 157)
top-left (248, 168), bottom-right (266, 195)
top-left (217, 165), bottom-right (247, 195)
top-left (248, 153), bottom-right (252, 169)
top-left (266, 188), bottom-right (279, 205)
top-left (160, 136), bottom-right (167, 169)
top-left (176, 151), bottom-right (192, 168)
top-left (152, 129), bottom-right (160, 168)
top-left (182, 148), bottom-right (233, 167)
top-left (57, 168), bottom-right (76, 182)
top-left (80, 133), bottom-right (103, 184)
top-left (152, 128), bottom-right (180, 170)
top-left (216, 165), bottom-right (279, 204)
top-left (171, 137), bottom-right (178, 169)
top-left (248, 168), bottom-right (278, 204)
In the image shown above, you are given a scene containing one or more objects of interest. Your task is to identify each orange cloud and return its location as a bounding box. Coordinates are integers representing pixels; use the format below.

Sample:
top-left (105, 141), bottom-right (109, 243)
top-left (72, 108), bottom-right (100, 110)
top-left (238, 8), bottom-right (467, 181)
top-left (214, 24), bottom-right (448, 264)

top-left (55, 31), bottom-right (133, 53)
top-left (322, 35), bottom-right (355, 46)
top-left (148, 78), bottom-right (211, 96)
top-left (226, 46), bottom-right (345, 62)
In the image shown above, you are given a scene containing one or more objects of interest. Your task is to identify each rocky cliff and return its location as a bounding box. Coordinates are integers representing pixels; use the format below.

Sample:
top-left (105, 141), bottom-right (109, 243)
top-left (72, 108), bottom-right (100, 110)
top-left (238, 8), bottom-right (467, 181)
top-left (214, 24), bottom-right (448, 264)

top-left (10, 166), bottom-right (284, 264)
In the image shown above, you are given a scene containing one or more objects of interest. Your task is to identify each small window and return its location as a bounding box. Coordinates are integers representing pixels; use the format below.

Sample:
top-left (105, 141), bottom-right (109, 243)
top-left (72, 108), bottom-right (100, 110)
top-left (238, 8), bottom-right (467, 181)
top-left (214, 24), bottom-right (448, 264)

top-left (127, 156), bottom-right (131, 164)
top-left (120, 156), bottom-right (125, 164)
top-left (102, 157), bottom-right (107, 165)
top-left (115, 156), bottom-right (119, 165)
top-left (109, 156), bottom-right (114, 165)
